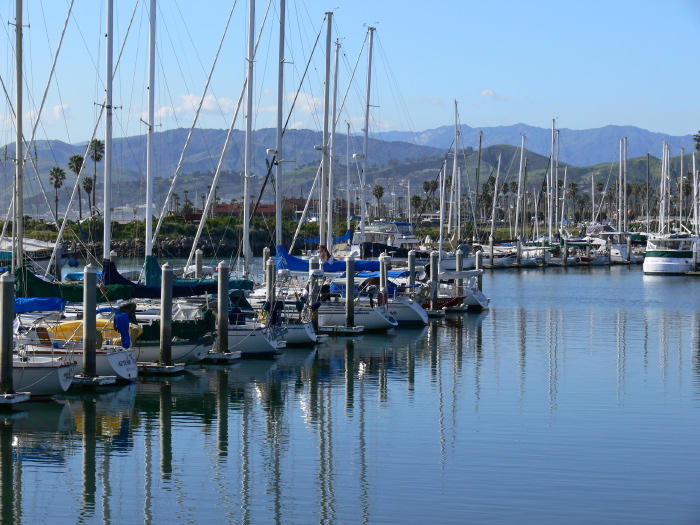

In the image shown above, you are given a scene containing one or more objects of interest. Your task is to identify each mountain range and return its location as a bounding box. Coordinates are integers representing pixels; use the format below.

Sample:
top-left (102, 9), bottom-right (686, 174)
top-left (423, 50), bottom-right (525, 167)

top-left (2, 123), bottom-right (695, 216)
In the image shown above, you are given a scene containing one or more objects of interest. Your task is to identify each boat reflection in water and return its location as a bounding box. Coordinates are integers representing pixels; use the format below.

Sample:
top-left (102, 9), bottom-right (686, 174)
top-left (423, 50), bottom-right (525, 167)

top-left (1, 267), bottom-right (700, 524)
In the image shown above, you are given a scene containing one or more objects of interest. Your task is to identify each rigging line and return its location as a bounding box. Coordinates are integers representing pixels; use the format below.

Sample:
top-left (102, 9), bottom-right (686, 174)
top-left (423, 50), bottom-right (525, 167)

top-left (152, 0), bottom-right (238, 244)
top-left (0, 2), bottom-right (75, 248)
top-left (22, 0), bottom-right (74, 167)
top-left (374, 33), bottom-right (419, 141)
top-left (414, 143), bottom-right (455, 225)
top-left (251, 12), bottom-right (338, 222)
top-left (333, 36), bottom-right (366, 130)
top-left (46, 112), bottom-right (107, 276)
top-left (252, 0), bottom-right (275, 131)
top-left (282, 14), bottom-right (326, 135)
top-left (183, 1), bottom-right (272, 273)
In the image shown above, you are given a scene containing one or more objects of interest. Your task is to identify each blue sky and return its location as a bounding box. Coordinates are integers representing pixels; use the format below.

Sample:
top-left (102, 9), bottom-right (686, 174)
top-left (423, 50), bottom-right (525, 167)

top-left (1, 0), bottom-right (699, 149)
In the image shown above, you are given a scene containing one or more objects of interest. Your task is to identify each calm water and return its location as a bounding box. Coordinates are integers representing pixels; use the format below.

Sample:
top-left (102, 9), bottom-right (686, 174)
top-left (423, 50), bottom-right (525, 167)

top-left (7, 265), bottom-right (700, 524)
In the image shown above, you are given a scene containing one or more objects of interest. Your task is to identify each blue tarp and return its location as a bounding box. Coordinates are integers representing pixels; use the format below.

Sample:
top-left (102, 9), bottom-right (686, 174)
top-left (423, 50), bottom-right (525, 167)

top-left (304, 229), bottom-right (352, 244)
top-left (15, 297), bottom-right (66, 313)
top-left (356, 270), bottom-right (411, 278)
top-left (275, 245), bottom-right (380, 272)
top-left (65, 271), bottom-right (104, 281)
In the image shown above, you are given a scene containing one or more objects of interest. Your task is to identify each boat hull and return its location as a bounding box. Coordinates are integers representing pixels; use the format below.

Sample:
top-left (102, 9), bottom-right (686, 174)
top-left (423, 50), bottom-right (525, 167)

top-left (317, 303), bottom-right (398, 331)
top-left (227, 325), bottom-right (280, 358)
top-left (12, 353), bottom-right (75, 397)
top-left (643, 254), bottom-right (695, 275)
top-left (132, 339), bottom-right (211, 364)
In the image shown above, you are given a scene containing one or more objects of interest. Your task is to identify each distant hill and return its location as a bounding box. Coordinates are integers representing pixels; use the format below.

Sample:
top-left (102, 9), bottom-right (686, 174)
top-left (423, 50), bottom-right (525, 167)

top-left (1, 124), bottom-right (695, 219)
top-left (374, 124), bottom-right (696, 167)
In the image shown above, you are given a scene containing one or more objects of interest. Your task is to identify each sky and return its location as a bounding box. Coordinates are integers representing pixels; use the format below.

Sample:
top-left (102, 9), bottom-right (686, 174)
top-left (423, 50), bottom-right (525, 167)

top-left (1, 0), bottom-right (699, 150)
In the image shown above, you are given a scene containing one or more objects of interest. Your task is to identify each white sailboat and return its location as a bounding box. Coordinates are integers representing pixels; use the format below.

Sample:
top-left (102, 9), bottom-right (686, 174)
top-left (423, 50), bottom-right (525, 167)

top-left (9, 0), bottom-right (76, 396)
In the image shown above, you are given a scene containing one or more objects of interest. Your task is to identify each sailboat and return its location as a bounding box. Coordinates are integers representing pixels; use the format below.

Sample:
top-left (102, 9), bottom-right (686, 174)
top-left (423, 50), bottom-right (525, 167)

top-left (8, 0), bottom-right (76, 397)
top-left (100, 0), bottom-right (215, 363)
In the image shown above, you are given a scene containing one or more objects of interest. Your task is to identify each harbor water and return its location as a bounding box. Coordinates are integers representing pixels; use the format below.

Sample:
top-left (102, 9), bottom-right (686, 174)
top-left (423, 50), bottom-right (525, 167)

top-left (7, 264), bottom-right (700, 523)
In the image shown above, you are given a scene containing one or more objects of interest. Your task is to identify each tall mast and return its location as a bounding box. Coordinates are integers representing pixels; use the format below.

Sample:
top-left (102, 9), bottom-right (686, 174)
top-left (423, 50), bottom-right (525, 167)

top-left (555, 129), bottom-right (560, 235)
top-left (319, 12), bottom-right (332, 247)
top-left (346, 121), bottom-right (351, 232)
top-left (326, 38), bottom-right (340, 250)
top-left (646, 153), bottom-right (651, 233)
top-left (693, 152), bottom-right (698, 235)
top-left (680, 147), bottom-right (684, 232)
top-left (274, 0), bottom-right (285, 247)
top-left (13, 0), bottom-right (23, 270)
top-left (591, 170), bottom-right (595, 223)
top-left (514, 135), bottom-right (525, 240)
top-left (452, 101), bottom-right (459, 238)
top-left (359, 27), bottom-right (375, 244)
top-left (617, 139), bottom-right (622, 231)
top-left (489, 154), bottom-right (501, 243)
top-left (243, 0), bottom-right (255, 278)
top-left (103, 0), bottom-right (114, 261)
top-left (623, 137), bottom-right (628, 231)
top-left (474, 130), bottom-right (482, 242)
top-left (145, 0), bottom-right (156, 257)
top-left (548, 119), bottom-right (554, 241)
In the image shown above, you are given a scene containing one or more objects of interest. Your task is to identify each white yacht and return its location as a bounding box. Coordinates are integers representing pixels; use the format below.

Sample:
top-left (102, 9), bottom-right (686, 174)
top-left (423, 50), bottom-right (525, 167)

top-left (643, 234), bottom-right (700, 275)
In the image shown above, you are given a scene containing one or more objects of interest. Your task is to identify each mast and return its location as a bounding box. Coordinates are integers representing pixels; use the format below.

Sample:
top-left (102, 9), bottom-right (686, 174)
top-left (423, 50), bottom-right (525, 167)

top-left (243, 0), bottom-right (255, 278)
top-left (623, 137), bottom-right (628, 231)
top-left (274, 0), bottom-right (285, 247)
top-left (560, 166), bottom-right (567, 232)
top-left (548, 119), bottom-right (554, 241)
top-left (13, 0), bottom-right (23, 270)
top-left (326, 38), bottom-right (340, 249)
top-left (346, 121), bottom-right (351, 232)
top-left (693, 152), bottom-right (698, 235)
top-left (591, 170), bottom-right (595, 223)
top-left (145, 0), bottom-right (156, 258)
top-left (555, 129), bottom-right (560, 235)
top-left (618, 139), bottom-right (623, 231)
top-left (514, 135), bottom-right (525, 240)
top-left (474, 130), bottom-right (482, 241)
top-left (103, 0), bottom-right (114, 261)
top-left (680, 147), bottom-right (684, 231)
top-left (646, 153), bottom-right (650, 233)
top-left (489, 154), bottom-right (501, 243)
top-left (319, 12), bottom-right (332, 247)
top-left (438, 160), bottom-right (446, 261)
top-left (359, 27), bottom-right (375, 244)
top-left (451, 101), bottom-right (459, 239)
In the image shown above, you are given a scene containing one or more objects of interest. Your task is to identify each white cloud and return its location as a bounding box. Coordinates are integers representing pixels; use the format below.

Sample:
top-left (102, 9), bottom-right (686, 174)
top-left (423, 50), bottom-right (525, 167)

top-left (480, 90), bottom-right (508, 101)
top-left (417, 96), bottom-right (445, 107)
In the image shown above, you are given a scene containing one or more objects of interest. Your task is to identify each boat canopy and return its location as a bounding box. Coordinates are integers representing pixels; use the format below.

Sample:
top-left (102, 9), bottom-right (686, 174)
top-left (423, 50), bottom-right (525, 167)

top-left (304, 229), bottom-right (352, 244)
top-left (274, 246), bottom-right (379, 272)
top-left (14, 297), bottom-right (66, 313)
top-left (15, 267), bottom-right (133, 302)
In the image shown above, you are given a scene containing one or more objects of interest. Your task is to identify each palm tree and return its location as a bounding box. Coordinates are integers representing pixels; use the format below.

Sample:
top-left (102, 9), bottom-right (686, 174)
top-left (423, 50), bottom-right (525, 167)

top-left (372, 184), bottom-right (384, 218)
top-left (410, 194), bottom-right (422, 222)
top-left (82, 176), bottom-right (94, 216)
top-left (68, 154), bottom-right (85, 220)
top-left (88, 139), bottom-right (104, 212)
top-left (48, 166), bottom-right (66, 222)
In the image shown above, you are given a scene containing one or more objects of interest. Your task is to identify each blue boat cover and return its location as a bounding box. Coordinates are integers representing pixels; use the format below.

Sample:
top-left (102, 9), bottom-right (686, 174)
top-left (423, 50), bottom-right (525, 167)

top-left (15, 297), bottom-right (66, 313)
top-left (356, 270), bottom-right (410, 278)
top-left (274, 245), bottom-right (379, 272)
top-left (303, 229), bottom-right (352, 244)
top-left (65, 271), bottom-right (104, 281)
